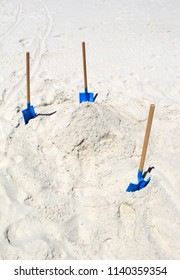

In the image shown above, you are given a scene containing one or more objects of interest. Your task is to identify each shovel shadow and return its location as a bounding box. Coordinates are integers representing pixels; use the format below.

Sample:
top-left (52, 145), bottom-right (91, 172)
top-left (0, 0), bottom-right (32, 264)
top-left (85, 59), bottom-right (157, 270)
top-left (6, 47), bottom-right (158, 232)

top-left (36, 111), bottom-right (57, 118)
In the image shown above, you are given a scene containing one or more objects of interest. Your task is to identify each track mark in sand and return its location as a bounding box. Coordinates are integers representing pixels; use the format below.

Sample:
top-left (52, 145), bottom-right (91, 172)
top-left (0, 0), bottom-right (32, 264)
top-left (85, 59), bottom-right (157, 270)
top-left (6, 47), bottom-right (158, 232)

top-left (2, 0), bottom-right (54, 106)
top-left (3, 220), bottom-right (51, 259)
top-left (19, 38), bottom-right (33, 47)
top-left (0, 0), bottom-right (23, 41)
top-left (32, 0), bottom-right (54, 77)
top-left (4, 227), bottom-right (11, 244)
top-left (0, 89), bottom-right (6, 106)
top-left (118, 203), bottom-right (136, 239)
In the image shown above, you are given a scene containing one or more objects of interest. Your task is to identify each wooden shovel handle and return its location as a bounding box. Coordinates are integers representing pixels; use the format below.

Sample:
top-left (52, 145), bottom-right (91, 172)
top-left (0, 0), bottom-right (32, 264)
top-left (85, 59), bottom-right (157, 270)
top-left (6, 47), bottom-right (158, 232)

top-left (139, 104), bottom-right (155, 171)
top-left (82, 42), bottom-right (88, 90)
top-left (26, 52), bottom-right (30, 103)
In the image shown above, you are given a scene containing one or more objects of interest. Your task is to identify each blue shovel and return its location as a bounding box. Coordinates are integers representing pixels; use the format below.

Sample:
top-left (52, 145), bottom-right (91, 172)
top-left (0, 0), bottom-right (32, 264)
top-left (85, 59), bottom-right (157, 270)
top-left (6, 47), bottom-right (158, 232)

top-left (22, 52), bottom-right (36, 124)
top-left (79, 42), bottom-right (94, 103)
top-left (126, 104), bottom-right (155, 192)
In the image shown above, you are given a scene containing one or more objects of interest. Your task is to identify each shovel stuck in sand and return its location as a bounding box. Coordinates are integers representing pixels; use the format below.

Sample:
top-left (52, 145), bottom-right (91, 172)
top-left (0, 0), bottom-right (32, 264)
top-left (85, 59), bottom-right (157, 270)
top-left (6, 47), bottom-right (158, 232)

top-left (22, 52), bottom-right (36, 124)
top-left (79, 42), bottom-right (94, 103)
top-left (126, 104), bottom-right (155, 192)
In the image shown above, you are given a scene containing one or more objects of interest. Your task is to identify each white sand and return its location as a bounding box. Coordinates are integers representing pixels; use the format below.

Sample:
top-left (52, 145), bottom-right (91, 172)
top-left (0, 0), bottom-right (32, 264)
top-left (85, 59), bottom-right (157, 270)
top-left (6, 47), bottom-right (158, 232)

top-left (0, 0), bottom-right (180, 259)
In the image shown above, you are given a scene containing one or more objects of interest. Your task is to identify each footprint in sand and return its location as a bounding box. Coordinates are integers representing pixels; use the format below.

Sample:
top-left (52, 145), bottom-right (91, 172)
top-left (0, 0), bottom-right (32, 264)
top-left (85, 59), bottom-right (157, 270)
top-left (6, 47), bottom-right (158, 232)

top-left (118, 203), bottom-right (136, 240)
top-left (19, 38), bottom-right (33, 47)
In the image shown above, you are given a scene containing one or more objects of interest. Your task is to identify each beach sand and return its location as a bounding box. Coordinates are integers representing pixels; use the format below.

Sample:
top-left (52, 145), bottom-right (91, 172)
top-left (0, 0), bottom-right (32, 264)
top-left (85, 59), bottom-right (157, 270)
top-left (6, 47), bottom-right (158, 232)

top-left (0, 0), bottom-right (179, 259)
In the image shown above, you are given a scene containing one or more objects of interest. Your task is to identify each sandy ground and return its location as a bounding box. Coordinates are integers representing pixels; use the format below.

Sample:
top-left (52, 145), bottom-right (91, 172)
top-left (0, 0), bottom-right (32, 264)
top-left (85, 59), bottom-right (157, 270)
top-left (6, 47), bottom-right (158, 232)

top-left (0, 0), bottom-right (180, 259)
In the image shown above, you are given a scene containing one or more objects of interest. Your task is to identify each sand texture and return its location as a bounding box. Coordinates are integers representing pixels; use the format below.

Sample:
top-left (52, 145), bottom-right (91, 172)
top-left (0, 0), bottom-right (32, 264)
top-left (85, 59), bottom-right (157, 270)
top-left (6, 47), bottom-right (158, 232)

top-left (0, 0), bottom-right (180, 259)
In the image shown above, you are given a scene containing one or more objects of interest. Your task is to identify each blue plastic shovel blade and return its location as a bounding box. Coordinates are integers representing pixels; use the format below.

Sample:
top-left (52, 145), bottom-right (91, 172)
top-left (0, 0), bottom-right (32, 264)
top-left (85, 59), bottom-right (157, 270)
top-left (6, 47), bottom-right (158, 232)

top-left (126, 170), bottom-right (150, 192)
top-left (22, 103), bottom-right (36, 125)
top-left (79, 91), bottom-right (94, 103)
top-left (126, 182), bottom-right (139, 192)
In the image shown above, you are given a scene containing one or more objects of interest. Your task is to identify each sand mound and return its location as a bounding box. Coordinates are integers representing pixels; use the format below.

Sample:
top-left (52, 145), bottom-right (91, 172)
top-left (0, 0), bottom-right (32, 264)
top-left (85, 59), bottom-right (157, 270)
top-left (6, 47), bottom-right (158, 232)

top-left (54, 103), bottom-right (135, 159)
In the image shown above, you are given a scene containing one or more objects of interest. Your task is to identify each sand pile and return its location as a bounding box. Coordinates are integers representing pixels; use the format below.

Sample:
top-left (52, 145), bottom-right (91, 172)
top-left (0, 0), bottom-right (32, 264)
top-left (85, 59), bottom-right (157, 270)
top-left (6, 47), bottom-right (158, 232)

top-left (53, 103), bottom-right (135, 158)
top-left (0, 99), bottom-right (178, 260)
top-left (6, 100), bottom-right (136, 200)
